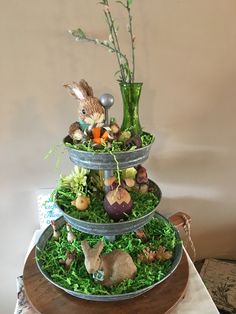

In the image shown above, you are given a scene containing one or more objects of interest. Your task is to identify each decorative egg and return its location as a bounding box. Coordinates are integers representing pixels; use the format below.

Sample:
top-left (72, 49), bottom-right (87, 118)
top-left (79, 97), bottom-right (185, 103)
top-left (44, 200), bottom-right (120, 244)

top-left (104, 188), bottom-right (132, 221)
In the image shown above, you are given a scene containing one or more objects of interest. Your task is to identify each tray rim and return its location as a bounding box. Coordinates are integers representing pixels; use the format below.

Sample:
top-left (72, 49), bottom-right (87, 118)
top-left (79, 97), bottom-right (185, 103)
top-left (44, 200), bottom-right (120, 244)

top-left (63, 133), bottom-right (155, 156)
top-left (63, 134), bottom-right (154, 170)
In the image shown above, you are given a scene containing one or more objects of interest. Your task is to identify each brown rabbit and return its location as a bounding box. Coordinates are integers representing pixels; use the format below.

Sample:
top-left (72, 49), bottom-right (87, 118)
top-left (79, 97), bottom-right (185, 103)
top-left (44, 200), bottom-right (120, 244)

top-left (64, 80), bottom-right (105, 141)
top-left (81, 240), bottom-right (137, 287)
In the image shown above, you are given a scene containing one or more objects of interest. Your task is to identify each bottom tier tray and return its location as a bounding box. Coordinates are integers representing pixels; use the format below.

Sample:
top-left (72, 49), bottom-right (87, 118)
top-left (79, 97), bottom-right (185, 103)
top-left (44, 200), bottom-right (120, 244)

top-left (34, 214), bottom-right (183, 301)
top-left (23, 247), bottom-right (189, 314)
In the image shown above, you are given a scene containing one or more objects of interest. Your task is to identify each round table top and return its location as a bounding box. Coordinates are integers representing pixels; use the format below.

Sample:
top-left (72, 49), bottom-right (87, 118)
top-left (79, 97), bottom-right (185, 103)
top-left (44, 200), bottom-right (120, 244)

top-left (23, 247), bottom-right (189, 314)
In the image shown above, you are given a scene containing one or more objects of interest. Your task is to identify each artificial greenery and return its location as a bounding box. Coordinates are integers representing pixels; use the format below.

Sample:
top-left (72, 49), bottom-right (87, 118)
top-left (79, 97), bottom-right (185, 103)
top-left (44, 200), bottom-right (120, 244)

top-left (59, 166), bottom-right (90, 195)
top-left (65, 132), bottom-right (154, 153)
top-left (37, 216), bottom-right (180, 295)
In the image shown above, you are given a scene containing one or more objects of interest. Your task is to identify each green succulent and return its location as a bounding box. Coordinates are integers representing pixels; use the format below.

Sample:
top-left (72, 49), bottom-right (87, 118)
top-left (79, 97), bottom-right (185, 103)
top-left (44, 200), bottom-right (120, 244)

top-left (59, 166), bottom-right (90, 195)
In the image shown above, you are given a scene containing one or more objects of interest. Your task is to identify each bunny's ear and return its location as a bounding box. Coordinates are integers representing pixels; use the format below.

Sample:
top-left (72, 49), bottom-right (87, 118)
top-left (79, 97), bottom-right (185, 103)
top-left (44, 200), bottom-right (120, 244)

top-left (81, 240), bottom-right (90, 253)
top-left (64, 82), bottom-right (88, 101)
top-left (93, 240), bottom-right (104, 254)
top-left (79, 79), bottom-right (94, 97)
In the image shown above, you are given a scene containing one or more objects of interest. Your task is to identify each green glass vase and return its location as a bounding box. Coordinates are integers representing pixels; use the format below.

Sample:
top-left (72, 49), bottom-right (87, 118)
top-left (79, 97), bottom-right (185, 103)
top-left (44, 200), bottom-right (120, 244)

top-left (120, 82), bottom-right (143, 135)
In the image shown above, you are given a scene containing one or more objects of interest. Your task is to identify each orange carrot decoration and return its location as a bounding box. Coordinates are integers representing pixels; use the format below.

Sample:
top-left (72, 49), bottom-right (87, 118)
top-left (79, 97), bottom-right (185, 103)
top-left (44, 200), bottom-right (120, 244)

top-left (102, 130), bottom-right (109, 140)
top-left (92, 127), bottom-right (109, 145)
top-left (92, 127), bottom-right (101, 139)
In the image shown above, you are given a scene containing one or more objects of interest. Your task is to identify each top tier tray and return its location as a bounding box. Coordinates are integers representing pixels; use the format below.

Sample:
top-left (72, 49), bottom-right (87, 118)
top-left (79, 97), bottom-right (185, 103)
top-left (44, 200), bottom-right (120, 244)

top-left (64, 136), bottom-right (153, 170)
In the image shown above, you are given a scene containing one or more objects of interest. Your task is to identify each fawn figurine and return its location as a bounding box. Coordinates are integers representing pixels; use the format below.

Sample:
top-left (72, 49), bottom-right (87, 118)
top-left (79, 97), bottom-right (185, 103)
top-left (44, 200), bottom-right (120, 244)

top-left (51, 220), bottom-right (60, 241)
top-left (66, 223), bottom-right (76, 243)
top-left (81, 240), bottom-right (137, 287)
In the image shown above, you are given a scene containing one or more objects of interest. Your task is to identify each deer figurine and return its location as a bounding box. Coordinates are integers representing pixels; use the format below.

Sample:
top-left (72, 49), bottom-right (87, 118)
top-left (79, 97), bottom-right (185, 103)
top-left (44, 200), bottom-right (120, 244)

top-left (81, 240), bottom-right (137, 287)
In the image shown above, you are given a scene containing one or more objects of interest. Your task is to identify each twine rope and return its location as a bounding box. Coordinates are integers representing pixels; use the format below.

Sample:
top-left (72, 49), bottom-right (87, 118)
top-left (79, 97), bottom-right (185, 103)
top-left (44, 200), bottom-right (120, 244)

top-left (181, 213), bottom-right (196, 262)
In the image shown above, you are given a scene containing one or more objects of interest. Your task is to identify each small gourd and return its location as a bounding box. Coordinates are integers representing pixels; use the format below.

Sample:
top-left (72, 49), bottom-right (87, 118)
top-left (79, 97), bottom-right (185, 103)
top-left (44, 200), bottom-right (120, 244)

top-left (71, 195), bottom-right (90, 211)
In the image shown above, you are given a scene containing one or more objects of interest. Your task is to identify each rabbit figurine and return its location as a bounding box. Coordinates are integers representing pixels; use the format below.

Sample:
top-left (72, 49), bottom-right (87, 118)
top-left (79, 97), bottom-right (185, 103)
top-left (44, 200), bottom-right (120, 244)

top-left (64, 79), bottom-right (105, 141)
top-left (81, 240), bottom-right (137, 287)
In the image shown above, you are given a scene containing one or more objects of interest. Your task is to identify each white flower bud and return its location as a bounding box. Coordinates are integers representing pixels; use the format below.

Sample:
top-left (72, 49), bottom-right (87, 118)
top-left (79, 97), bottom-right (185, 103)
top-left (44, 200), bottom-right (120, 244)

top-left (109, 34), bottom-right (113, 42)
top-left (104, 5), bottom-right (110, 13)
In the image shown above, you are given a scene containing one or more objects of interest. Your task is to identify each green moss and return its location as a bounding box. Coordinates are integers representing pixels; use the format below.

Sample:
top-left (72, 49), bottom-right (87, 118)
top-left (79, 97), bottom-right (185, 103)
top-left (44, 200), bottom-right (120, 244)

top-left (65, 132), bottom-right (155, 153)
top-left (56, 189), bottom-right (159, 223)
top-left (37, 217), bottom-right (180, 295)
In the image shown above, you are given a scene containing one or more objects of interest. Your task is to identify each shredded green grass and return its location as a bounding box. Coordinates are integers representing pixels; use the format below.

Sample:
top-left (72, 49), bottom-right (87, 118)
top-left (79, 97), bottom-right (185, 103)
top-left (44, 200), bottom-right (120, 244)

top-left (55, 189), bottom-right (159, 223)
top-left (37, 216), bottom-right (181, 295)
top-left (65, 132), bottom-right (154, 153)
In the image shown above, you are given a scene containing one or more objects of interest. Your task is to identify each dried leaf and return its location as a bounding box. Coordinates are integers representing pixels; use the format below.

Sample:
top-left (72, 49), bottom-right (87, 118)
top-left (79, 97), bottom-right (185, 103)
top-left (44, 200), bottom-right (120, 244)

top-left (138, 247), bottom-right (156, 263)
top-left (155, 246), bottom-right (172, 261)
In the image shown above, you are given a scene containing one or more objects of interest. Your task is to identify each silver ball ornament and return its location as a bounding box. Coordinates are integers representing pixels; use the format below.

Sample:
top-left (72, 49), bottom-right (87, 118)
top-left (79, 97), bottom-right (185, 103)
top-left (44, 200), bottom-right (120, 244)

top-left (99, 94), bottom-right (114, 125)
top-left (99, 94), bottom-right (114, 109)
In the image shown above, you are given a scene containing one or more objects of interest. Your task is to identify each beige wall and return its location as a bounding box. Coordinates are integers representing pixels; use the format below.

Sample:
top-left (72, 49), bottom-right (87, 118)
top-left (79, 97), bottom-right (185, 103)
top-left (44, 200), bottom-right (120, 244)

top-left (1, 0), bottom-right (236, 312)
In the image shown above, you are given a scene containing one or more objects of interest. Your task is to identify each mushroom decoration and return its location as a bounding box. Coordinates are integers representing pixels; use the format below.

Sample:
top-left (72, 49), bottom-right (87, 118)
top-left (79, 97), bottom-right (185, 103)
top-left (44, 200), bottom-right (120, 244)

top-left (104, 174), bottom-right (135, 192)
top-left (124, 135), bottom-right (142, 150)
top-left (135, 165), bottom-right (149, 193)
top-left (109, 119), bottom-right (121, 139)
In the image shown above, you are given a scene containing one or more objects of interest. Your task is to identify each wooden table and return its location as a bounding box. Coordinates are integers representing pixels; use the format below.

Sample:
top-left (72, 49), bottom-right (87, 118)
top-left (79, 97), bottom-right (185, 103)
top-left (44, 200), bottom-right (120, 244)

top-left (23, 247), bottom-right (189, 314)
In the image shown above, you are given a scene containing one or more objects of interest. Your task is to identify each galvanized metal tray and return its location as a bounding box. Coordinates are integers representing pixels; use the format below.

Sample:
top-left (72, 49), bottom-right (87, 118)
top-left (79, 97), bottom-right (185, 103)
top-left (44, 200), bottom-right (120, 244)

top-left (55, 180), bottom-right (161, 236)
top-left (35, 214), bottom-right (183, 301)
top-left (64, 136), bottom-right (153, 170)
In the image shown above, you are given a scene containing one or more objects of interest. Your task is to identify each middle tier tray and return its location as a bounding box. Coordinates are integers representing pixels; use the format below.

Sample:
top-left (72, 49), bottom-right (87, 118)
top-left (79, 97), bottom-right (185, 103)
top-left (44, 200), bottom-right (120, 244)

top-left (55, 180), bottom-right (161, 236)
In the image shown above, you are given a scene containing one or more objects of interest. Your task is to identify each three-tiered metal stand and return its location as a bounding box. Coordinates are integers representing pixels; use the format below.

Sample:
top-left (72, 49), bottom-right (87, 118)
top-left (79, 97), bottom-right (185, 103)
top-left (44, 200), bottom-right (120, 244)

top-left (33, 95), bottom-right (183, 302)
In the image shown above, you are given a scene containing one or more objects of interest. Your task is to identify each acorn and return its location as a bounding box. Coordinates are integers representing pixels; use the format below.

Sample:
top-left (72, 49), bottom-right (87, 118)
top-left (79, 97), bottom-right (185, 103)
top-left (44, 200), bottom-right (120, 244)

top-left (104, 187), bottom-right (133, 221)
top-left (135, 165), bottom-right (149, 193)
top-left (69, 121), bottom-right (84, 142)
top-left (124, 135), bottom-right (142, 149)
top-left (110, 121), bottom-right (121, 138)
top-left (136, 165), bottom-right (148, 184)
top-left (118, 130), bottom-right (131, 143)
top-left (138, 183), bottom-right (149, 194)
